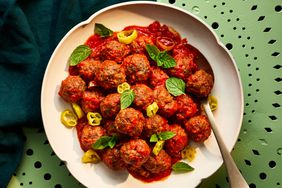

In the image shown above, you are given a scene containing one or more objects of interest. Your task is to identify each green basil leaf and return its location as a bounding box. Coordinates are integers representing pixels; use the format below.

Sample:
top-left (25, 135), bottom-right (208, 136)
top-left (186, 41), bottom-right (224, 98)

top-left (92, 136), bottom-right (112, 150)
top-left (149, 134), bottom-right (159, 142)
top-left (157, 51), bottom-right (176, 68)
top-left (108, 135), bottom-right (118, 149)
top-left (165, 77), bottom-right (186, 96)
top-left (120, 89), bottom-right (135, 110)
top-left (172, 162), bottom-right (194, 172)
top-left (69, 45), bottom-right (92, 66)
top-left (146, 44), bottom-right (160, 62)
top-left (157, 131), bottom-right (176, 141)
top-left (94, 23), bottom-right (113, 37)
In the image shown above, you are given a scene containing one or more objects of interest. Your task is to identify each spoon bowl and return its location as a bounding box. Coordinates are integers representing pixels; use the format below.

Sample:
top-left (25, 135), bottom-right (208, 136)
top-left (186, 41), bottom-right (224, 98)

top-left (191, 45), bottom-right (249, 188)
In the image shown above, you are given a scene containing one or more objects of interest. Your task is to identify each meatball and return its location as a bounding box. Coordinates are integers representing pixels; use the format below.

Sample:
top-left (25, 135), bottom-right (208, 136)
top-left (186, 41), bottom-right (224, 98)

top-left (175, 94), bottom-right (198, 121)
top-left (114, 108), bottom-right (145, 137)
top-left (153, 85), bottom-right (178, 117)
top-left (100, 93), bottom-right (120, 119)
top-left (96, 60), bottom-right (126, 89)
top-left (122, 54), bottom-right (150, 84)
top-left (102, 147), bottom-right (126, 170)
top-left (186, 69), bottom-right (214, 98)
top-left (130, 35), bottom-right (154, 54)
top-left (59, 75), bottom-right (86, 103)
top-left (120, 139), bottom-right (151, 167)
top-left (77, 58), bottom-right (101, 82)
top-left (80, 125), bottom-right (106, 151)
top-left (143, 150), bottom-right (172, 174)
top-left (165, 124), bottom-right (188, 157)
top-left (132, 84), bottom-right (154, 109)
top-left (184, 115), bottom-right (211, 142)
top-left (100, 40), bottom-right (130, 62)
top-left (103, 120), bottom-right (120, 136)
top-left (143, 115), bottom-right (169, 137)
top-left (149, 66), bottom-right (169, 87)
top-left (168, 53), bottom-right (198, 81)
top-left (81, 90), bottom-right (104, 113)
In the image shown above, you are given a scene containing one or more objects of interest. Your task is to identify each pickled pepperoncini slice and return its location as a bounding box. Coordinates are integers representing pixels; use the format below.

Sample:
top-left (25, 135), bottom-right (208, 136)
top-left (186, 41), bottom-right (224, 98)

top-left (117, 82), bottom-right (131, 94)
top-left (208, 95), bottom-right (218, 111)
top-left (152, 140), bottom-right (165, 156)
top-left (71, 103), bottom-right (84, 119)
top-left (146, 102), bottom-right (159, 117)
top-left (181, 145), bottom-right (196, 161)
top-left (81, 149), bottom-right (101, 163)
top-left (87, 112), bottom-right (102, 126)
top-left (117, 30), bottom-right (138, 44)
top-left (61, 109), bottom-right (78, 127)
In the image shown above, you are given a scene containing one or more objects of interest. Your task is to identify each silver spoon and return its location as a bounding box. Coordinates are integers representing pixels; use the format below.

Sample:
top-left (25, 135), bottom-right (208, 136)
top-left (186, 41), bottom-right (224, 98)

top-left (192, 45), bottom-right (249, 188)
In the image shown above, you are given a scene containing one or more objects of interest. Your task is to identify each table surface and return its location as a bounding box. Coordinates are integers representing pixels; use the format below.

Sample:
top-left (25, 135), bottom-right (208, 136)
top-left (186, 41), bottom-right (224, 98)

top-left (7, 0), bottom-right (282, 188)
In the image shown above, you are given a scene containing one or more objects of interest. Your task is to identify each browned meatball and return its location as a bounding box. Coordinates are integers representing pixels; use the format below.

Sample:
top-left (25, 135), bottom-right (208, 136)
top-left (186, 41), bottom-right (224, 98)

top-left (100, 93), bottom-right (120, 119)
top-left (143, 115), bottom-right (169, 137)
top-left (165, 124), bottom-right (188, 157)
top-left (58, 75), bottom-right (86, 103)
top-left (103, 120), bottom-right (120, 136)
top-left (168, 53), bottom-right (198, 81)
top-left (186, 69), bottom-right (214, 97)
top-left (143, 150), bottom-right (172, 174)
top-left (184, 115), bottom-right (211, 142)
top-left (120, 139), bottom-right (151, 167)
top-left (100, 40), bottom-right (130, 62)
top-left (102, 147), bottom-right (126, 170)
top-left (153, 85), bottom-right (178, 117)
top-left (149, 66), bottom-right (169, 87)
top-left (80, 125), bottom-right (106, 151)
top-left (130, 35), bottom-right (154, 54)
top-left (96, 60), bottom-right (126, 89)
top-left (175, 94), bottom-right (198, 121)
top-left (81, 90), bottom-right (104, 113)
top-left (114, 108), bottom-right (145, 137)
top-left (132, 84), bottom-right (154, 109)
top-left (77, 58), bottom-right (101, 81)
top-left (122, 54), bottom-right (150, 84)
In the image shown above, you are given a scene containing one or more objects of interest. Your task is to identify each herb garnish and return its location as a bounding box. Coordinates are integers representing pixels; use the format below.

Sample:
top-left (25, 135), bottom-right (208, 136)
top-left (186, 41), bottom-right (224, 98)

top-left (149, 131), bottom-right (176, 142)
top-left (69, 45), bottom-right (92, 66)
top-left (94, 23), bottom-right (113, 37)
top-left (172, 161), bottom-right (194, 172)
top-left (120, 89), bottom-right (135, 110)
top-left (92, 135), bottom-right (117, 150)
top-left (146, 44), bottom-right (176, 68)
top-left (165, 77), bottom-right (186, 96)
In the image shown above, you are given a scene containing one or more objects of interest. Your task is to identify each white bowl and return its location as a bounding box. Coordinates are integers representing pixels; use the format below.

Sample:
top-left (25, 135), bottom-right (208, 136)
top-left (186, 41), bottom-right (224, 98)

top-left (41, 1), bottom-right (244, 188)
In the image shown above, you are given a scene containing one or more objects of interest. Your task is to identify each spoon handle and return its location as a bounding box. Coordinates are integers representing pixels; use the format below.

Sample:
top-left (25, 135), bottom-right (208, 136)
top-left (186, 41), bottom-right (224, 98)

top-left (202, 100), bottom-right (249, 188)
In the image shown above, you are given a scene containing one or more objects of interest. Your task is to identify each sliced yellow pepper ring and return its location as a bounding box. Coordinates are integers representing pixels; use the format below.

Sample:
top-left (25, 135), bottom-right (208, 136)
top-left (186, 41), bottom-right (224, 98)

top-left (87, 112), bottom-right (102, 126)
top-left (71, 103), bottom-right (84, 119)
top-left (146, 102), bottom-right (159, 117)
top-left (181, 145), bottom-right (196, 161)
top-left (117, 82), bottom-right (131, 94)
top-left (61, 109), bottom-right (78, 127)
top-left (81, 149), bottom-right (101, 163)
top-left (117, 30), bottom-right (138, 44)
top-left (208, 95), bottom-right (218, 111)
top-left (152, 140), bottom-right (165, 156)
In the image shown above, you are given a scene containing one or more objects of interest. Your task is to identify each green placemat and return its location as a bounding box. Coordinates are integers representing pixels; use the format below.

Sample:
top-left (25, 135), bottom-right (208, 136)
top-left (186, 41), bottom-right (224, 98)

top-left (8, 0), bottom-right (282, 188)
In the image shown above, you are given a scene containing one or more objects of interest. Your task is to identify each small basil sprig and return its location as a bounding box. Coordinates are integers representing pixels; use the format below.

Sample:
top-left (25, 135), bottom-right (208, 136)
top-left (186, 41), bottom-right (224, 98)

top-left (120, 89), bottom-right (135, 110)
top-left (94, 23), bottom-right (113, 38)
top-left (165, 77), bottom-right (186, 96)
top-left (150, 131), bottom-right (176, 142)
top-left (69, 45), bottom-right (92, 66)
top-left (146, 44), bottom-right (176, 68)
top-left (172, 161), bottom-right (194, 172)
top-left (92, 135), bottom-right (117, 150)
